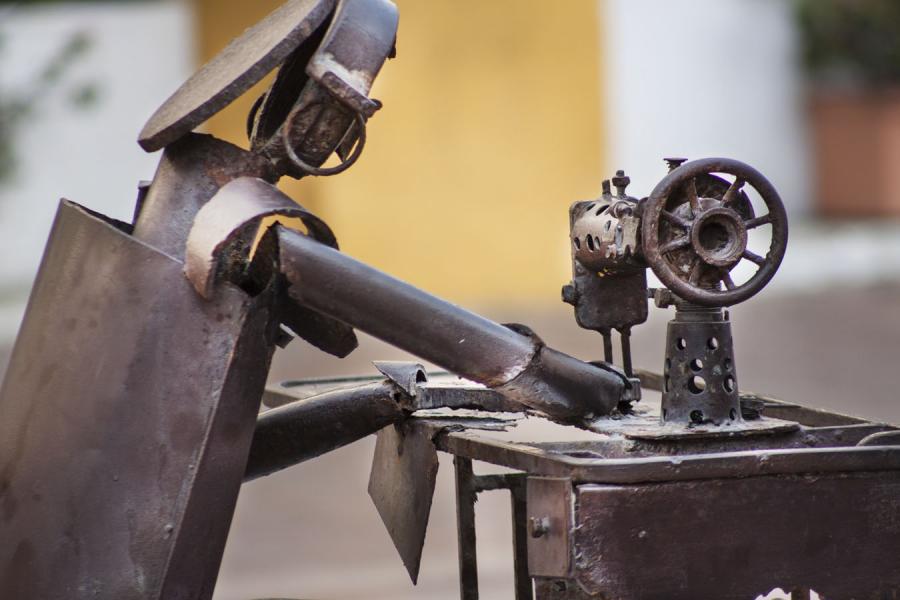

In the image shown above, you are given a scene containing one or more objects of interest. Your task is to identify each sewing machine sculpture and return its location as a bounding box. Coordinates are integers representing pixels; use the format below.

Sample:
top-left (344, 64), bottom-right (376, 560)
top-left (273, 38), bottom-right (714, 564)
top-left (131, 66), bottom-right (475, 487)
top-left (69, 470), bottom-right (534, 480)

top-left (0, 1), bottom-right (898, 599)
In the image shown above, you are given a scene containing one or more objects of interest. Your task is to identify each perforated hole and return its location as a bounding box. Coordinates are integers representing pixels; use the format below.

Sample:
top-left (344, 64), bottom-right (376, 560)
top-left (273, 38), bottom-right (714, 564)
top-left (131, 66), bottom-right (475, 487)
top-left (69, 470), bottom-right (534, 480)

top-left (586, 235), bottom-right (595, 251)
top-left (690, 358), bottom-right (703, 372)
top-left (689, 410), bottom-right (704, 424)
top-left (573, 237), bottom-right (581, 250)
top-left (676, 338), bottom-right (687, 350)
top-left (724, 376), bottom-right (735, 393)
top-left (729, 408), bottom-right (737, 420)
top-left (687, 376), bottom-right (706, 394)
top-left (595, 205), bottom-right (608, 216)
top-left (724, 357), bottom-right (732, 371)
top-left (707, 337), bottom-right (719, 350)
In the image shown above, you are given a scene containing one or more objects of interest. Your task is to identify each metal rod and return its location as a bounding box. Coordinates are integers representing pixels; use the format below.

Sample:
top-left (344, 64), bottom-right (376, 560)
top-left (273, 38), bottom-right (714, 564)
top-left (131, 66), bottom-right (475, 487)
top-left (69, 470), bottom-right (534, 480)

top-left (455, 457), bottom-right (479, 600)
top-left (470, 473), bottom-right (533, 600)
top-left (619, 327), bottom-right (633, 377)
top-left (509, 476), bottom-right (534, 600)
top-left (243, 381), bottom-right (403, 481)
top-left (277, 228), bottom-right (630, 420)
top-left (602, 331), bottom-right (614, 364)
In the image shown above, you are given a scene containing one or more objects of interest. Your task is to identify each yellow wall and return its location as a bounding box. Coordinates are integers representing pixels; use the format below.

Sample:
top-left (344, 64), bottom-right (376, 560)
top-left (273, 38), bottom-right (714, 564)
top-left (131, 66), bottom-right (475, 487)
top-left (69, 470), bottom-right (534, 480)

top-left (195, 0), bottom-right (607, 307)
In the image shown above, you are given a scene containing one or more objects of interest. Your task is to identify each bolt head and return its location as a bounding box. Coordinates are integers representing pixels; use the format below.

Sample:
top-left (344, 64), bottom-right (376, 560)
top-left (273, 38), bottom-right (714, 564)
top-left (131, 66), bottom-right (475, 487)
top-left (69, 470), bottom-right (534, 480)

top-left (561, 283), bottom-right (579, 306)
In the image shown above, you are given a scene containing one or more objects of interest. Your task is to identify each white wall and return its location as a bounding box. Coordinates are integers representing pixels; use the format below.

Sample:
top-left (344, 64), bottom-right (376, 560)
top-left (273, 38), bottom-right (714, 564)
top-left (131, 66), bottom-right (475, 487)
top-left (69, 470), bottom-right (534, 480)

top-left (0, 1), bottom-right (193, 338)
top-left (602, 0), bottom-right (812, 216)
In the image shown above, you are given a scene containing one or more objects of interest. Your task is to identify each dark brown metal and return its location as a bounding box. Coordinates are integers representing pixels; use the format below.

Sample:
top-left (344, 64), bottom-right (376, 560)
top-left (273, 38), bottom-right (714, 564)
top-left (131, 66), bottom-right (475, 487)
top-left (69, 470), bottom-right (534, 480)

top-left (138, 0), bottom-right (335, 151)
top-left (642, 157), bottom-right (789, 307)
top-left (525, 478), bottom-right (572, 579)
top-left (368, 421), bottom-right (440, 584)
top-left (131, 133), bottom-right (277, 260)
top-left (508, 477), bottom-right (534, 600)
top-left (571, 473), bottom-right (900, 599)
top-left (184, 176), bottom-right (337, 299)
top-left (251, 0), bottom-right (399, 178)
top-left (276, 225), bottom-right (634, 420)
top-left (0, 201), bottom-right (278, 599)
top-left (455, 457), bottom-right (480, 600)
top-left (661, 304), bottom-right (740, 426)
top-left (244, 380), bottom-right (405, 480)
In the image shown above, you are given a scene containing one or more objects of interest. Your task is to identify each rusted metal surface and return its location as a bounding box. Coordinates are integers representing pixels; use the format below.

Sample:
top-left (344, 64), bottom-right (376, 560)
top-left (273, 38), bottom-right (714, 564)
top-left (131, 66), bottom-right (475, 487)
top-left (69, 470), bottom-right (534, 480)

top-left (525, 478), bottom-right (572, 579)
top-left (454, 457), bottom-right (480, 600)
top-left (642, 157), bottom-right (789, 307)
top-left (250, 0), bottom-right (398, 178)
top-left (276, 226), bottom-right (636, 420)
top-left (0, 202), bottom-right (278, 599)
top-left (423, 414), bottom-right (900, 484)
top-left (4, 0), bottom-right (899, 593)
top-left (185, 176), bottom-right (336, 299)
top-left (132, 134), bottom-right (277, 260)
top-left (368, 422), bottom-right (440, 584)
top-left (266, 370), bottom-right (524, 412)
top-left (661, 303), bottom-right (741, 425)
top-left (138, 0), bottom-right (335, 152)
top-left (572, 473), bottom-right (900, 599)
top-left (245, 380), bottom-right (405, 481)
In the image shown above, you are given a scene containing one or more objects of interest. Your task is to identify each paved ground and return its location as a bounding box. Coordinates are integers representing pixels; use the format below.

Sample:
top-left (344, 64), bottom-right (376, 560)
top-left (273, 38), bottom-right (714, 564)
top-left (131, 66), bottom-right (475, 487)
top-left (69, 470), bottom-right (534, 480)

top-left (2, 284), bottom-right (898, 599)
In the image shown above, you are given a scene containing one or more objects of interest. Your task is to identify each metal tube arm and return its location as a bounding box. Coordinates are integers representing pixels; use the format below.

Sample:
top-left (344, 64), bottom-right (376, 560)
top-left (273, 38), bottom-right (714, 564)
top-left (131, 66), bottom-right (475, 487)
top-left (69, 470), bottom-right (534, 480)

top-left (276, 226), bottom-right (637, 421)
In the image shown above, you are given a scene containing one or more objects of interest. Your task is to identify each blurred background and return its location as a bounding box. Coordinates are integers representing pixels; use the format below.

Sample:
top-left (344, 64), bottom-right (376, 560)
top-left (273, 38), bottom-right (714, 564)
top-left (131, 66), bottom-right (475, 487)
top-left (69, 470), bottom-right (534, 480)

top-left (1, 0), bottom-right (899, 598)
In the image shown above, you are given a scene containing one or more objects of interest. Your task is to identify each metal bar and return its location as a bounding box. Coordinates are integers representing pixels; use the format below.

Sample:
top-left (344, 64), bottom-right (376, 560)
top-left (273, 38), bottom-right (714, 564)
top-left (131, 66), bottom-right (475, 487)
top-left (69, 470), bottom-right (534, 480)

top-left (619, 328), bottom-right (633, 377)
top-left (277, 227), bottom-right (630, 420)
top-left (455, 457), bottom-right (479, 600)
top-left (472, 473), bottom-right (519, 493)
top-left (602, 331), bottom-right (614, 363)
top-left (509, 476), bottom-right (533, 600)
top-left (430, 426), bottom-right (900, 485)
top-left (469, 472), bottom-right (532, 599)
top-left (244, 381), bottom-right (404, 481)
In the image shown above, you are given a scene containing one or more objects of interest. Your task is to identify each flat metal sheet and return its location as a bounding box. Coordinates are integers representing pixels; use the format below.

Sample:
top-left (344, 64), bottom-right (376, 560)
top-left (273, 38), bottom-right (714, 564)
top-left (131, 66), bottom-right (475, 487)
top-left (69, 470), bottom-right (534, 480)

top-left (573, 473), bottom-right (900, 599)
top-left (368, 422), bottom-right (439, 584)
top-left (526, 477), bottom-right (573, 578)
top-left (0, 201), bottom-right (276, 599)
top-left (138, 0), bottom-right (335, 151)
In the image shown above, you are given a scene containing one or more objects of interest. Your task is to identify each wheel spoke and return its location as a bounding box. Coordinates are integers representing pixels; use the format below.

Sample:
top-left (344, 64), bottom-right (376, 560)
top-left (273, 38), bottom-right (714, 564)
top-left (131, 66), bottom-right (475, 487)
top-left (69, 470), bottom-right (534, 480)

top-left (685, 177), bottom-right (700, 216)
top-left (742, 249), bottom-right (766, 266)
top-left (744, 214), bottom-right (772, 229)
top-left (661, 210), bottom-right (690, 228)
top-left (722, 178), bottom-right (745, 206)
top-left (659, 236), bottom-right (689, 254)
top-left (720, 270), bottom-right (736, 290)
top-left (688, 257), bottom-right (704, 285)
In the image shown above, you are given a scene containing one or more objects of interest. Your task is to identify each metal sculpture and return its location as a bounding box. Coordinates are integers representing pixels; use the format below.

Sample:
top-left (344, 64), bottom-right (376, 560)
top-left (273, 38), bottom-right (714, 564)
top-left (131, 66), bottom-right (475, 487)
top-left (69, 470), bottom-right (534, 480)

top-left (0, 1), bottom-right (898, 599)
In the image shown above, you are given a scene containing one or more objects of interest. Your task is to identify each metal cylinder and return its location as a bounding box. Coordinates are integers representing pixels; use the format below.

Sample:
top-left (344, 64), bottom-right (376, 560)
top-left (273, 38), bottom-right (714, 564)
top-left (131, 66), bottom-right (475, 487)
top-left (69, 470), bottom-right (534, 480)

top-left (244, 380), bottom-right (404, 481)
top-left (277, 228), bottom-right (632, 420)
top-left (661, 304), bottom-right (740, 425)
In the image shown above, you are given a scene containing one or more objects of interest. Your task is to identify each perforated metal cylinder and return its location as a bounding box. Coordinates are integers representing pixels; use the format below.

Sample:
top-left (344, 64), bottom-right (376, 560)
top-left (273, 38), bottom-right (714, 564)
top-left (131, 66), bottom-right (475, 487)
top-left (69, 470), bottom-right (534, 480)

top-left (661, 305), bottom-right (740, 425)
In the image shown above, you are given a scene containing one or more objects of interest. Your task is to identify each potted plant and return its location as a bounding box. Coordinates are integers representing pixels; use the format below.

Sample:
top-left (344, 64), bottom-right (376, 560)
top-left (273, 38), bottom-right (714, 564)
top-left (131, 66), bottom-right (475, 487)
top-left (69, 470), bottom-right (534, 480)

top-left (796, 0), bottom-right (900, 217)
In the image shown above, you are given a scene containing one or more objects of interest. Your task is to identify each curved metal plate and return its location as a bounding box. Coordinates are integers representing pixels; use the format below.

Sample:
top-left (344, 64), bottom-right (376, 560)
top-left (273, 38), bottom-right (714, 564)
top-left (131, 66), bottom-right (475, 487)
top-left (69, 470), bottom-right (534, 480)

top-left (184, 176), bottom-right (336, 299)
top-left (138, 0), bottom-right (336, 152)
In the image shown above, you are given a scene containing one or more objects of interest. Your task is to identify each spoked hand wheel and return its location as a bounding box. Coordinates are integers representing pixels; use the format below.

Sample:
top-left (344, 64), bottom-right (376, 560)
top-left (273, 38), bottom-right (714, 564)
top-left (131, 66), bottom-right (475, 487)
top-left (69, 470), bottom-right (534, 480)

top-left (641, 157), bottom-right (788, 307)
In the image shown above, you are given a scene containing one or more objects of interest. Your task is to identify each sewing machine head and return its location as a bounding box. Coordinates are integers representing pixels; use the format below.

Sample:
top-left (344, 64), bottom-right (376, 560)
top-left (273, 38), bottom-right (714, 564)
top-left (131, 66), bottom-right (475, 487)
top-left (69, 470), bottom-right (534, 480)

top-left (564, 157), bottom-right (788, 429)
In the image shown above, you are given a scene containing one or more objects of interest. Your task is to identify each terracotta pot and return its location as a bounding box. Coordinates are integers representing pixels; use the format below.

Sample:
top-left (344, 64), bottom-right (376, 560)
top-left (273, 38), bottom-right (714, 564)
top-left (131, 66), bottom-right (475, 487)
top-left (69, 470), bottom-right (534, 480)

top-left (810, 87), bottom-right (900, 217)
